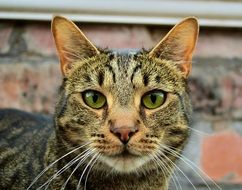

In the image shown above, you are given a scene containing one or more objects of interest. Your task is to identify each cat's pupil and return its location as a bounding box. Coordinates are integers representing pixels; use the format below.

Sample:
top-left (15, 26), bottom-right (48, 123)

top-left (151, 94), bottom-right (157, 104)
top-left (93, 94), bottom-right (99, 103)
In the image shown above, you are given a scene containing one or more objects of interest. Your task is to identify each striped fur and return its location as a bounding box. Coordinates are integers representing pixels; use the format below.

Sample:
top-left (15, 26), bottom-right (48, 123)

top-left (0, 16), bottom-right (198, 190)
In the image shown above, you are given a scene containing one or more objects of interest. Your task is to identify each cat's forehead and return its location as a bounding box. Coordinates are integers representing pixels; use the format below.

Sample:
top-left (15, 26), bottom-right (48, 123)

top-left (112, 49), bottom-right (140, 55)
top-left (104, 49), bottom-right (142, 74)
top-left (110, 49), bottom-right (141, 60)
top-left (66, 48), bottom-right (184, 96)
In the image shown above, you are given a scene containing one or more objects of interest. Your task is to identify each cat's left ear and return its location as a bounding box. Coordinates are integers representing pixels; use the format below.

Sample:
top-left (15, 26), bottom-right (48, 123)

top-left (149, 17), bottom-right (199, 77)
top-left (52, 16), bottom-right (100, 75)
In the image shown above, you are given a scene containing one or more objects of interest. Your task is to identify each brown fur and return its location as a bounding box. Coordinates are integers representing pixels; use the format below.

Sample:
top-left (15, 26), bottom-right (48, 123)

top-left (0, 16), bottom-right (199, 189)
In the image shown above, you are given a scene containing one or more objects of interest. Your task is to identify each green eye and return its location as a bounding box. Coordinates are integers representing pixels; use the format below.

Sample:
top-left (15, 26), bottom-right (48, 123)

top-left (142, 90), bottom-right (166, 109)
top-left (82, 90), bottom-right (106, 109)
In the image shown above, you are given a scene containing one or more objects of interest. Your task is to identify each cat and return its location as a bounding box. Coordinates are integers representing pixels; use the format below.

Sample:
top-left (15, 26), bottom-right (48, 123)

top-left (0, 16), bottom-right (199, 190)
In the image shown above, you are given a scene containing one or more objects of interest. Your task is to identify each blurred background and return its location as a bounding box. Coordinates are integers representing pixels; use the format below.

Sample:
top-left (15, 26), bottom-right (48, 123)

top-left (0, 0), bottom-right (242, 189)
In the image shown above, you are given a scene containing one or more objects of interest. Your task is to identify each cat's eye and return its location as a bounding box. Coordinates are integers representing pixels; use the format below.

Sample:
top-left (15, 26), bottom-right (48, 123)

top-left (142, 90), bottom-right (166, 109)
top-left (82, 90), bottom-right (106, 109)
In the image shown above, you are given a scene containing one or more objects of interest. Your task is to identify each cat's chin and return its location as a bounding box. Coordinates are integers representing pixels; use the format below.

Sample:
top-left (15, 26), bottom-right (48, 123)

top-left (99, 153), bottom-right (151, 173)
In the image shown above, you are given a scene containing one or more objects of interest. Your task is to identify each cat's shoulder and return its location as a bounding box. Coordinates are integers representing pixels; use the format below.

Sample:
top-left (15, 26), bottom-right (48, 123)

top-left (0, 108), bottom-right (52, 131)
top-left (0, 109), bottom-right (54, 189)
top-left (0, 108), bottom-right (53, 149)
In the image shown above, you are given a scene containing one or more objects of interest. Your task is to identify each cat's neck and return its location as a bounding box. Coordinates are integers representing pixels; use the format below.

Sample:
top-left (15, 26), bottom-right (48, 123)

top-left (82, 169), bottom-right (169, 190)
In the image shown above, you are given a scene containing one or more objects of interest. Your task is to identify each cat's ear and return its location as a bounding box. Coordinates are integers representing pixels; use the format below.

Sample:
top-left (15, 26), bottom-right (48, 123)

top-left (52, 16), bottom-right (99, 75)
top-left (149, 17), bottom-right (199, 77)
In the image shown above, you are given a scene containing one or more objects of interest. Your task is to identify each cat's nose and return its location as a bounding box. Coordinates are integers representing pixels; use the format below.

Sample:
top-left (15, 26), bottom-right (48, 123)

top-left (110, 125), bottom-right (139, 144)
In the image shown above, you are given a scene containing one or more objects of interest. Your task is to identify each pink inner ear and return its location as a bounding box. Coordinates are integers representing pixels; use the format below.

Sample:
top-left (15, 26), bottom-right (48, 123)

top-left (52, 16), bottom-right (100, 76)
top-left (178, 52), bottom-right (193, 77)
top-left (180, 62), bottom-right (191, 77)
top-left (59, 51), bottom-right (68, 75)
top-left (149, 18), bottom-right (198, 78)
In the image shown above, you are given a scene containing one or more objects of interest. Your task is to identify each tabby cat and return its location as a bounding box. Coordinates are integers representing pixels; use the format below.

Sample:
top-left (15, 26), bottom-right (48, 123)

top-left (0, 16), bottom-right (199, 190)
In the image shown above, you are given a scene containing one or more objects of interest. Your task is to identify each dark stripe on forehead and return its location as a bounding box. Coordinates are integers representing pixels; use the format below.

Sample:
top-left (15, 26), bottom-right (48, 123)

top-left (83, 74), bottom-right (91, 82)
top-left (131, 64), bottom-right (141, 83)
top-left (155, 75), bottom-right (161, 83)
top-left (98, 71), bottom-right (104, 86)
top-left (143, 73), bottom-right (149, 86)
top-left (108, 52), bottom-right (115, 60)
top-left (105, 64), bottom-right (116, 83)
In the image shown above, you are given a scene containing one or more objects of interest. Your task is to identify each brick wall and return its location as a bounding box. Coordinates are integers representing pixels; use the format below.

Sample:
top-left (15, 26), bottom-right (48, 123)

top-left (0, 20), bottom-right (242, 189)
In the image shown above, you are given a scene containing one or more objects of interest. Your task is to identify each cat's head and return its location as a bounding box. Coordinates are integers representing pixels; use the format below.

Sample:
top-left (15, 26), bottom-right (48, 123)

top-left (52, 16), bottom-right (199, 174)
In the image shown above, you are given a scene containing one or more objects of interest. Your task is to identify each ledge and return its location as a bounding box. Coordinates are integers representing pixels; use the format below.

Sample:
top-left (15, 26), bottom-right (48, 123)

top-left (0, 0), bottom-right (242, 27)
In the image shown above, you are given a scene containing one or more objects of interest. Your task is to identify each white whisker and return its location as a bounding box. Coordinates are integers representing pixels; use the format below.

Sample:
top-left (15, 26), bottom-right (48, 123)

top-left (157, 149), bottom-right (198, 190)
top-left (187, 126), bottom-right (210, 136)
top-left (27, 142), bottom-right (90, 190)
top-left (163, 145), bottom-right (222, 190)
top-left (38, 148), bottom-right (92, 190)
top-left (76, 153), bottom-right (99, 190)
top-left (84, 154), bottom-right (101, 190)
top-left (162, 146), bottom-right (212, 190)
top-left (152, 154), bottom-right (181, 190)
top-left (60, 149), bottom-right (96, 190)
top-left (152, 155), bottom-right (174, 189)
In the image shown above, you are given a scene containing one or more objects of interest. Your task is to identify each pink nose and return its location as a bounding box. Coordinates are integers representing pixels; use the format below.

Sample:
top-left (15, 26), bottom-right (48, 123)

top-left (110, 126), bottom-right (139, 144)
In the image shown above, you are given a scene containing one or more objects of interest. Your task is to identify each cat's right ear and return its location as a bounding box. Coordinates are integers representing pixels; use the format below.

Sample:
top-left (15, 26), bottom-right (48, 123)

top-left (52, 16), bottom-right (99, 75)
top-left (149, 17), bottom-right (199, 78)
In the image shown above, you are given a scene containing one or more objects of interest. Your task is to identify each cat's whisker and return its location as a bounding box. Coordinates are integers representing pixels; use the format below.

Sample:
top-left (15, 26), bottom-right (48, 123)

top-left (187, 126), bottom-right (210, 136)
top-left (162, 145), bottom-right (222, 190)
top-left (172, 168), bottom-right (183, 190)
top-left (162, 145), bottom-right (212, 190)
top-left (152, 154), bottom-right (178, 190)
top-left (152, 154), bottom-right (181, 190)
top-left (39, 148), bottom-right (93, 190)
top-left (84, 154), bottom-right (101, 190)
top-left (45, 148), bottom-right (94, 190)
top-left (60, 148), bottom-right (96, 190)
top-left (157, 149), bottom-right (198, 190)
top-left (76, 152), bottom-right (100, 190)
top-left (152, 155), bottom-right (170, 185)
top-left (27, 142), bottom-right (90, 190)
top-left (161, 147), bottom-right (212, 190)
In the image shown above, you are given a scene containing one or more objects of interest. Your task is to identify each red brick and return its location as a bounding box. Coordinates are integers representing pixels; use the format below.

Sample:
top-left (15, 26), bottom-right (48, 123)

top-left (2, 74), bottom-right (19, 101)
top-left (220, 75), bottom-right (234, 112)
top-left (0, 62), bottom-right (61, 113)
top-left (201, 130), bottom-right (242, 183)
top-left (23, 23), bottom-right (56, 56)
top-left (0, 23), bottom-right (13, 53)
top-left (231, 74), bottom-right (242, 109)
top-left (81, 25), bottom-right (156, 49)
top-left (195, 29), bottom-right (242, 59)
top-left (219, 73), bottom-right (242, 119)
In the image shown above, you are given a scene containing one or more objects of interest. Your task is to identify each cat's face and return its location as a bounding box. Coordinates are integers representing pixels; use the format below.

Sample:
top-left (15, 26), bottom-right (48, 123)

top-left (52, 17), bottom-right (198, 174)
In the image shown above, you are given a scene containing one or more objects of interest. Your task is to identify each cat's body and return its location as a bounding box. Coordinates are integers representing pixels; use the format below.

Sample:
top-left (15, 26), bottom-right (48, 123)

top-left (0, 109), bottom-right (53, 189)
top-left (0, 17), bottom-right (199, 190)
